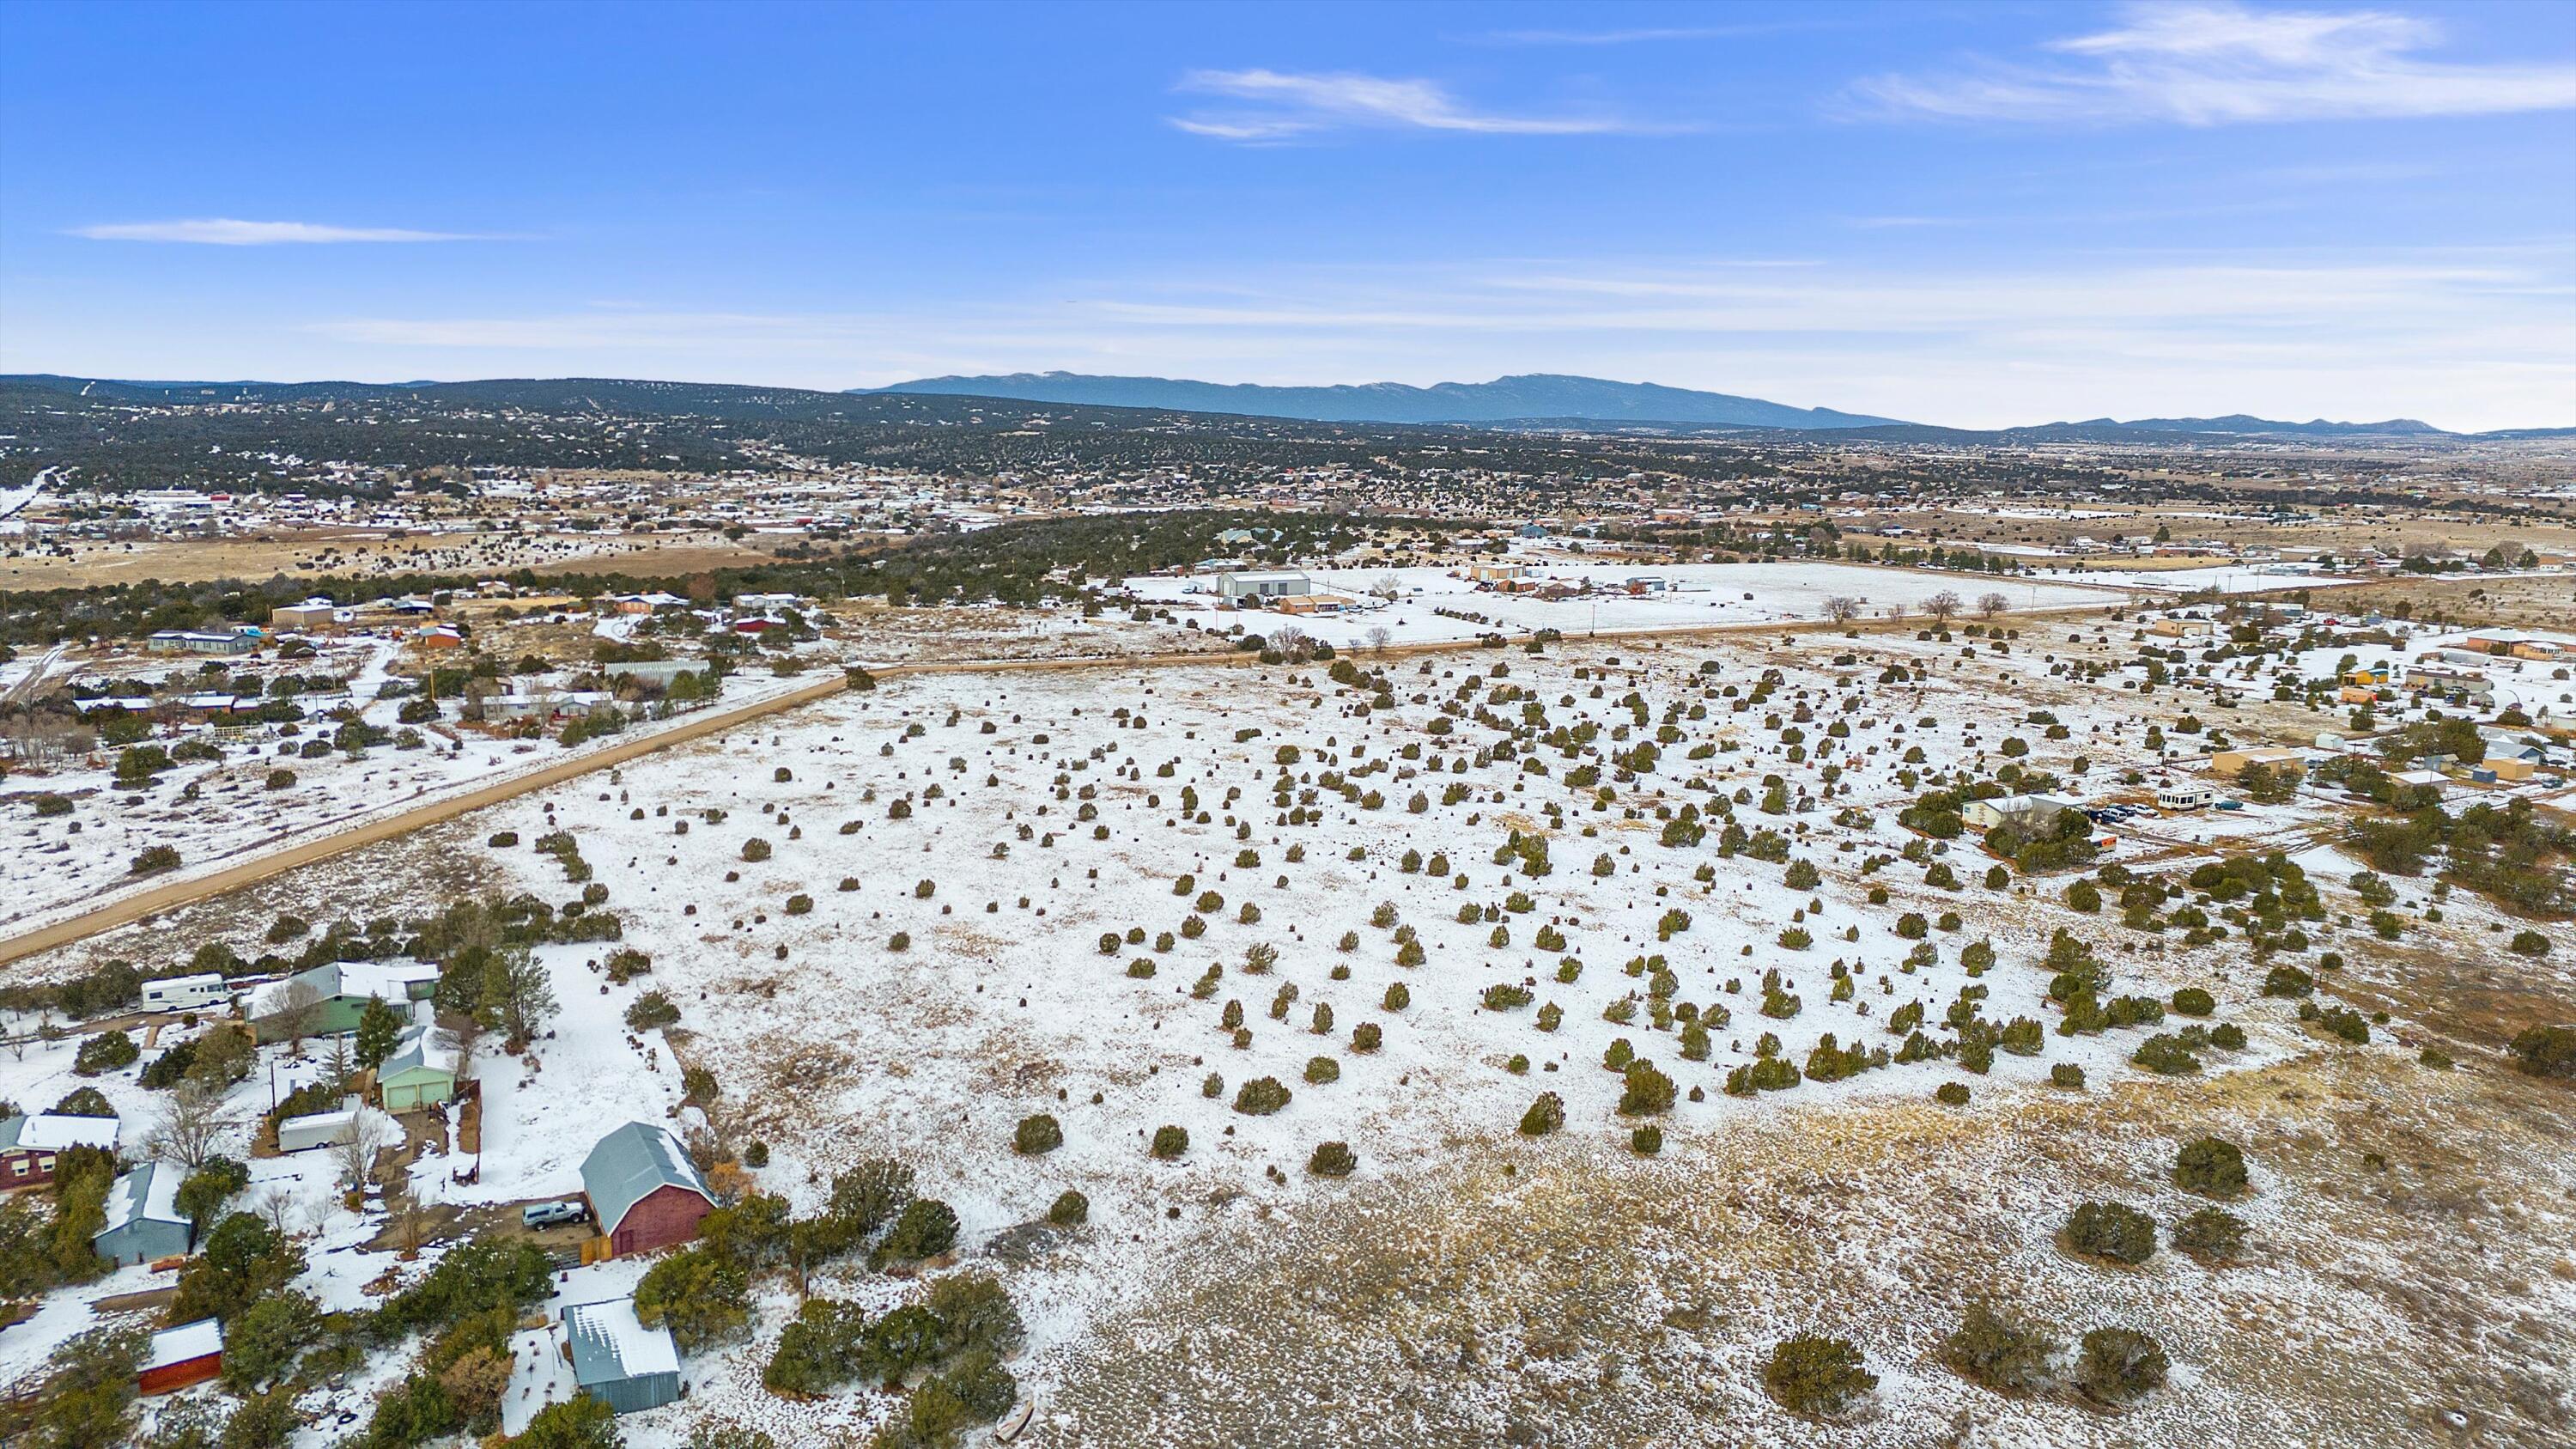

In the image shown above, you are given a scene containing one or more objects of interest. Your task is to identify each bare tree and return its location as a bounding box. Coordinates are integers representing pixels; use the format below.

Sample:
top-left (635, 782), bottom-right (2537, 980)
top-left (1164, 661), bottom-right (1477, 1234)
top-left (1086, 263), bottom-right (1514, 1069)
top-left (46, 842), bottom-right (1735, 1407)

top-left (1978, 592), bottom-right (2010, 620)
top-left (271, 978), bottom-right (324, 1056)
top-left (1364, 624), bottom-right (1394, 654)
top-left (331, 1112), bottom-right (393, 1193)
top-left (1823, 596), bottom-right (1862, 624)
top-left (148, 1077), bottom-right (238, 1171)
top-left (1884, 601), bottom-right (1909, 623)
top-left (1267, 624), bottom-right (1310, 662)
top-left (1924, 591), bottom-right (1964, 623)
top-left (254, 1184), bottom-right (296, 1236)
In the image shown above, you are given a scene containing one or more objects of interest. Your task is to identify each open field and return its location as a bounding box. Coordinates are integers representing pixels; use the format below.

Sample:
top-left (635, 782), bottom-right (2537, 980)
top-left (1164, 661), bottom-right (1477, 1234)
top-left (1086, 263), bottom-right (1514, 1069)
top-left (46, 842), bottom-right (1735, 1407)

top-left (0, 527), bottom-right (795, 590)
top-left (9, 612), bottom-right (2568, 1448)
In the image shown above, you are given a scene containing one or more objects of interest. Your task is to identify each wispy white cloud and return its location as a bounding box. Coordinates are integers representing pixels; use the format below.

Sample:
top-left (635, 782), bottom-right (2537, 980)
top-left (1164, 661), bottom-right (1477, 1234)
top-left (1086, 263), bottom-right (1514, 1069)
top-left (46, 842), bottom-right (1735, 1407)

top-left (1850, 3), bottom-right (2576, 125)
top-left (1170, 69), bottom-right (1661, 142)
top-left (71, 218), bottom-right (491, 245)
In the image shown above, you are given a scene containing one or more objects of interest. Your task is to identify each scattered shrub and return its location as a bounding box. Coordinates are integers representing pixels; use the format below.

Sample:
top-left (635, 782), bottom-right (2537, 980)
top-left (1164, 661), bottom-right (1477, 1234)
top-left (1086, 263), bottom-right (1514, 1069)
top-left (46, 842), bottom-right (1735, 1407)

top-left (1308, 1142), bottom-right (1358, 1178)
top-left (2172, 1136), bottom-right (2248, 1198)
top-left (2172, 1206), bottom-right (2248, 1262)
top-left (2074, 1327), bottom-right (2169, 1406)
top-left (1763, 1335), bottom-right (1876, 1418)
top-left (1518, 1092), bottom-right (1565, 1136)
top-left (1940, 1301), bottom-right (2062, 1394)
top-left (1012, 1115), bottom-right (1063, 1156)
top-left (2064, 1202), bottom-right (2156, 1264)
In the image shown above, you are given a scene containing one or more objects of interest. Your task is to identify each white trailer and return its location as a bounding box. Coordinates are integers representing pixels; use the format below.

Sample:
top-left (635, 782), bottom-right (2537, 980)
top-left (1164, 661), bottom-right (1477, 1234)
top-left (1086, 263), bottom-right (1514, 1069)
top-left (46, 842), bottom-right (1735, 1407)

top-left (141, 973), bottom-right (232, 1014)
top-left (276, 1099), bottom-right (362, 1154)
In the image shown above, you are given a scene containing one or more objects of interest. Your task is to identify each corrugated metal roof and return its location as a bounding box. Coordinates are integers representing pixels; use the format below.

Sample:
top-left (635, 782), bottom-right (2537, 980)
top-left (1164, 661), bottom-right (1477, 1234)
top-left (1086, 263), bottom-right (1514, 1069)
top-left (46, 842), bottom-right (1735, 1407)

top-left (564, 1297), bottom-right (679, 1385)
top-left (145, 1319), bottom-right (224, 1370)
top-left (579, 1122), bottom-right (712, 1237)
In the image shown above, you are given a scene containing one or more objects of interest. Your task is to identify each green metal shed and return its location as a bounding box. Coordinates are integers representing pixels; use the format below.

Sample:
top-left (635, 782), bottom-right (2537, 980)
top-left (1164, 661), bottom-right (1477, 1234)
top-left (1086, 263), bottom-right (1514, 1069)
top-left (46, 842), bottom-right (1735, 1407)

top-left (563, 1297), bottom-right (681, 1415)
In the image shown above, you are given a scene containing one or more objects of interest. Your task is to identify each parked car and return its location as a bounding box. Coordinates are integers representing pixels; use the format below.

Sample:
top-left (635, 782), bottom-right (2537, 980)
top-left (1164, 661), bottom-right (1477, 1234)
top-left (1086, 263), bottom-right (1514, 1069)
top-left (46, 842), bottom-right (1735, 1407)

top-left (520, 1199), bottom-right (588, 1229)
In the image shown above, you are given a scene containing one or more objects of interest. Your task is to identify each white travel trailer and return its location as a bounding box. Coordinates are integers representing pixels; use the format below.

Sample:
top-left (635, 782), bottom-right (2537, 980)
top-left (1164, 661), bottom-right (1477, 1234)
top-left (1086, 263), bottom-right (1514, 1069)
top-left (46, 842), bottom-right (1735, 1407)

top-left (141, 973), bottom-right (232, 1014)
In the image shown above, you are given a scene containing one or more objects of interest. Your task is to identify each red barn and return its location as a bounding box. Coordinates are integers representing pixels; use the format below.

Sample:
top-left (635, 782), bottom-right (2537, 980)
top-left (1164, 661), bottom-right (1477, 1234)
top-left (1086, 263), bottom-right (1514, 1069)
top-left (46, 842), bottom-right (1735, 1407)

top-left (139, 1320), bottom-right (223, 1395)
top-left (580, 1122), bottom-right (715, 1258)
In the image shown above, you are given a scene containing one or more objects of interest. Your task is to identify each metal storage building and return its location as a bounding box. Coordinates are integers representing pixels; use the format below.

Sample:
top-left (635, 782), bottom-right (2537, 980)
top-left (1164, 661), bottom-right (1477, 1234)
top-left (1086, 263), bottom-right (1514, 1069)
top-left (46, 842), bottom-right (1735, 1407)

top-left (563, 1297), bottom-right (683, 1415)
top-left (580, 1122), bottom-right (715, 1258)
top-left (93, 1162), bottom-right (193, 1266)
top-left (1218, 569), bottom-right (1311, 601)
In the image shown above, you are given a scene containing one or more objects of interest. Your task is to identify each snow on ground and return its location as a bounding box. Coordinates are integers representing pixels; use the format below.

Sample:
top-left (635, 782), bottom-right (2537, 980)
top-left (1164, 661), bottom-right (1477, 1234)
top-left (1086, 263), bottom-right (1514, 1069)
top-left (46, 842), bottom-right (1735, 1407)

top-left (395, 625), bottom-right (2360, 1445)
top-left (1126, 560), bottom-right (2129, 650)
top-left (0, 655), bottom-right (814, 937)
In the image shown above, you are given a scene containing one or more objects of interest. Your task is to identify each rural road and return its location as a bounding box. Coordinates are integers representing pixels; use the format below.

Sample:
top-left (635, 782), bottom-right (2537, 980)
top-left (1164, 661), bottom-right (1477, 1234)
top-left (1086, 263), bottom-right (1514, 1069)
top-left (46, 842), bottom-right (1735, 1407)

top-left (0, 594), bottom-right (2174, 970)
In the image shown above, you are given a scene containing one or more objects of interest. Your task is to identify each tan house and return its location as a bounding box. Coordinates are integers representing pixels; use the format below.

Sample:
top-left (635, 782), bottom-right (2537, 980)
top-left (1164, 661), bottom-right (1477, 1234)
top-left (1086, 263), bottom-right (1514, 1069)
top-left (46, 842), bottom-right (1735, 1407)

top-left (2212, 746), bottom-right (2307, 778)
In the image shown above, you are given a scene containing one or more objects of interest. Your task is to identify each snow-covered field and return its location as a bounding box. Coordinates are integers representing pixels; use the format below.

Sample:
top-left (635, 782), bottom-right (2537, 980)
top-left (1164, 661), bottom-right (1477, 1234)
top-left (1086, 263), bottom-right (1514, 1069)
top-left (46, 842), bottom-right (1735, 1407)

top-left (269, 624), bottom-right (2403, 1446)
top-left (8, 606), bottom-right (2568, 1447)
top-left (0, 647), bottom-right (812, 935)
top-left (1126, 560), bottom-right (2132, 650)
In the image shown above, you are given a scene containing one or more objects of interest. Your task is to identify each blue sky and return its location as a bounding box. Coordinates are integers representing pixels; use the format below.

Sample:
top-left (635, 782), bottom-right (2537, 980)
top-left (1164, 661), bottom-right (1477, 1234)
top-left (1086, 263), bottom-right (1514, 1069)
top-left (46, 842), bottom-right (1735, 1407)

top-left (2, 0), bottom-right (2571, 428)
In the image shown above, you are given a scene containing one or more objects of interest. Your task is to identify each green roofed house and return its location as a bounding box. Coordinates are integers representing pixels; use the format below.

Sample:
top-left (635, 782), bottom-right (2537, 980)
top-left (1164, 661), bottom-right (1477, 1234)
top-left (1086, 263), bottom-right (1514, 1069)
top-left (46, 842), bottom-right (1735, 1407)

top-left (562, 1297), bottom-right (682, 1415)
top-left (248, 960), bottom-right (440, 1044)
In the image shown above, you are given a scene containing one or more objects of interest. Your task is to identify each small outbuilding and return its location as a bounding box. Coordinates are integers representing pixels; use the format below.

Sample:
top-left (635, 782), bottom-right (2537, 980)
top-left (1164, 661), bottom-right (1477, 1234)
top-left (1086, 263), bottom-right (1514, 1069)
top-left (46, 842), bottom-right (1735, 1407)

top-left (562, 1297), bottom-right (683, 1414)
top-left (580, 1122), bottom-right (715, 1258)
top-left (276, 1097), bottom-right (365, 1154)
top-left (139, 1319), bottom-right (224, 1395)
top-left (94, 1162), bottom-right (193, 1266)
top-left (379, 1020), bottom-right (462, 1111)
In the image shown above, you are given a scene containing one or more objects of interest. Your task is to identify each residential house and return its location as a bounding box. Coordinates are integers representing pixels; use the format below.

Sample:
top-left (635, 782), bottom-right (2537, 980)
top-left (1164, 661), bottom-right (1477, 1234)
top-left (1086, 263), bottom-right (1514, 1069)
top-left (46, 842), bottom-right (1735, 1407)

top-left (1962, 793), bottom-right (2081, 832)
top-left (602, 660), bottom-right (702, 687)
top-left (2344, 665), bottom-right (2391, 687)
top-left (1, 1111), bottom-right (120, 1189)
top-left (147, 630), bottom-right (257, 656)
top-left (562, 1297), bottom-right (683, 1415)
top-left (94, 1162), bottom-right (192, 1265)
top-left (2405, 665), bottom-right (2494, 702)
top-left (247, 960), bottom-right (441, 1043)
top-left (580, 1122), bottom-right (716, 1258)
top-left (2211, 746), bottom-right (2309, 778)
top-left (2148, 618), bottom-right (2213, 639)
top-left (414, 625), bottom-right (465, 651)
top-left (139, 1320), bottom-right (224, 1395)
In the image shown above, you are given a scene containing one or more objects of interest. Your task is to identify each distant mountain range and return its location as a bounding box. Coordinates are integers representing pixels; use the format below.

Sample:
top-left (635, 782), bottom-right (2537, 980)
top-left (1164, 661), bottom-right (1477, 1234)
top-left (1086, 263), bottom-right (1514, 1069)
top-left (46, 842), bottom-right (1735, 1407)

top-left (868, 371), bottom-right (1905, 430)
top-left (9, 371), bottom-right (2563, 441)
top-left (2069, 414), bottom-right (2446, 437)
